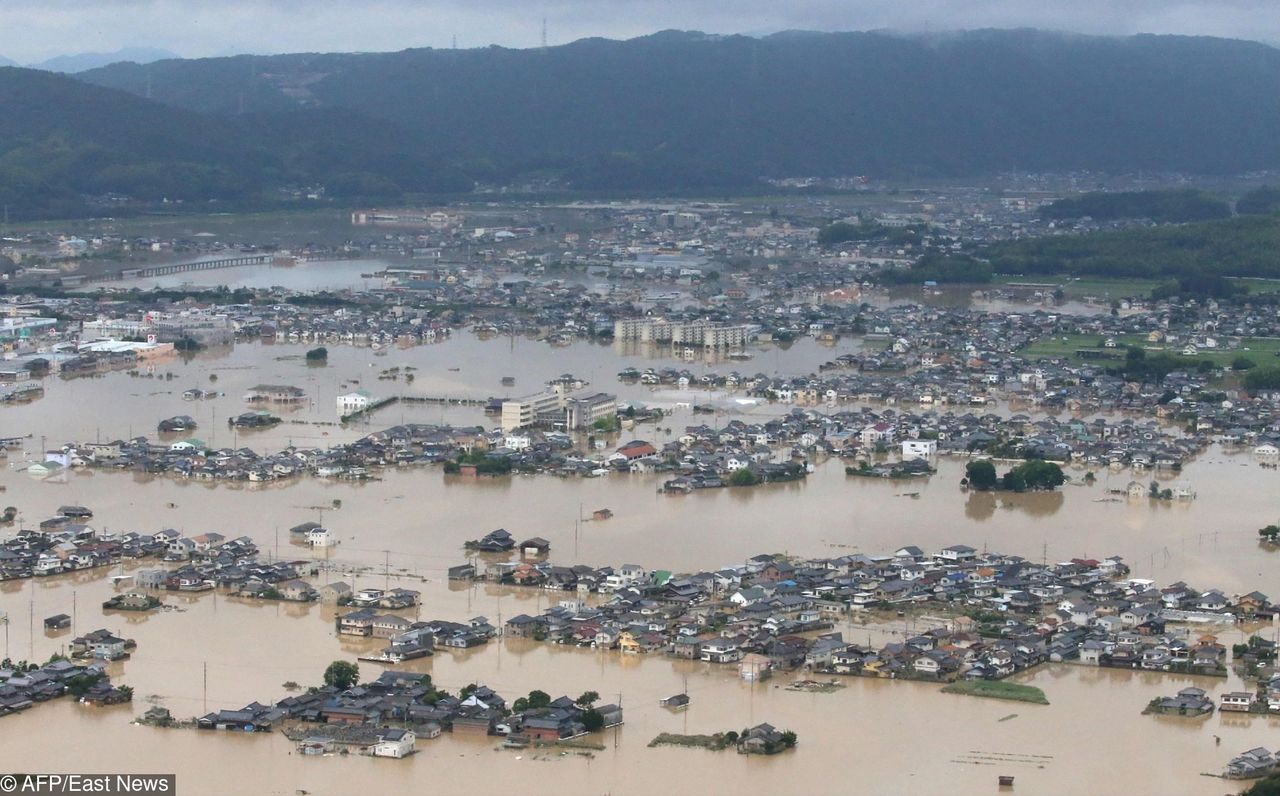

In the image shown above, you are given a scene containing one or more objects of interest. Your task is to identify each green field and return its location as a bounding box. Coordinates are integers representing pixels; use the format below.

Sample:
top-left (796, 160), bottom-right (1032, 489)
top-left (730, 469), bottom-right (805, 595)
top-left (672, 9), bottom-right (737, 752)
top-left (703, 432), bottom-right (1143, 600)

top-left (1020, 333), bottom-right (1280, 367)
top-left (941, 680), bottom-right (1049, 705)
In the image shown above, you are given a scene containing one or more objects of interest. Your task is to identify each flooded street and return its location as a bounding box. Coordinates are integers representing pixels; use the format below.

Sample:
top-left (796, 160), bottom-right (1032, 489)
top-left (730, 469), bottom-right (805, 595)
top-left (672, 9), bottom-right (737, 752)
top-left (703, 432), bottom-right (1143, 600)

top-left (3, 332), bottom-right (1278, 795)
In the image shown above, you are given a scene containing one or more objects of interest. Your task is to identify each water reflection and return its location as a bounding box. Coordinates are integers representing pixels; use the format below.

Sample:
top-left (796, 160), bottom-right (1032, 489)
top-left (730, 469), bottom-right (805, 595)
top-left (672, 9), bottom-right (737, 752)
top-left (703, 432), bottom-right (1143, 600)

top-left (965, 491), bottom-right (998, 521)
top-left (963, 490), bottom-right (1064, 520)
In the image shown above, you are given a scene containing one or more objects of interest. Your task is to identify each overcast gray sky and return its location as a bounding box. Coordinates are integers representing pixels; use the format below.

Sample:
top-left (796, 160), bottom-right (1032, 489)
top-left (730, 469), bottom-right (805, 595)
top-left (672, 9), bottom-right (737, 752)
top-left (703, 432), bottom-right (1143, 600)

top-left (2, 0), bottom-right (1278, 63)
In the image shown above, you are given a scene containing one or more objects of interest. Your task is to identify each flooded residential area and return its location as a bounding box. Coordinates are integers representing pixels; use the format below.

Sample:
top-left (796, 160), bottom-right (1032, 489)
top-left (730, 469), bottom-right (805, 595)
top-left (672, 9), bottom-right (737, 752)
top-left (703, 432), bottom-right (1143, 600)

top-left (3, 199), bottom-right (1280, 796)
top-left (6, 14), bottom-right (1280, 794)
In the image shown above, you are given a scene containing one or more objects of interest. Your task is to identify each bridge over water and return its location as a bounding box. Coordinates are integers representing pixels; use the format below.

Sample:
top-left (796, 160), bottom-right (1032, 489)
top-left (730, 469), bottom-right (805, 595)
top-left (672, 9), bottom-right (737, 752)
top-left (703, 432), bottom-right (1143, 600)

top-left (59, 254), bottom-right (354, 286)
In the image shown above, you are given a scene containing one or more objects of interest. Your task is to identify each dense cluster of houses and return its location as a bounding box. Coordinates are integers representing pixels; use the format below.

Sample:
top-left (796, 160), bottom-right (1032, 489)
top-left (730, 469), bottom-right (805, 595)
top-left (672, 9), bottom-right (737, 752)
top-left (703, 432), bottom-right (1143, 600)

top-left (0, 658), bottom-right (130, 717)
top-left (199, 671), bottom-right (622, 751)
top-left (42, 394), bottom-right (1223, 494)
top-left (441, 545), bottom-right (1272, 687)
top-left (0, 507), bottom-right (255, 581)
top-left (0, 518), bottom-right (350, 612)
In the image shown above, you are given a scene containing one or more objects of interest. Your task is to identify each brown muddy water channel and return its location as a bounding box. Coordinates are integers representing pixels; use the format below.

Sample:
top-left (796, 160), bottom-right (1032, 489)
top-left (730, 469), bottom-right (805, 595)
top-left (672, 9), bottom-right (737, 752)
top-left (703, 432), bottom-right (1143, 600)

top-left (1, 335), bottom-right (1278, 795)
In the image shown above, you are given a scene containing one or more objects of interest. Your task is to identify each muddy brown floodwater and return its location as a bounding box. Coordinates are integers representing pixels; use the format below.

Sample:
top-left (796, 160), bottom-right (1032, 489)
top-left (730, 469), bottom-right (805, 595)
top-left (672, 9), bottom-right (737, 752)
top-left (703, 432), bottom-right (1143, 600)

top-left (2, 334), bottom-right (1277, 795)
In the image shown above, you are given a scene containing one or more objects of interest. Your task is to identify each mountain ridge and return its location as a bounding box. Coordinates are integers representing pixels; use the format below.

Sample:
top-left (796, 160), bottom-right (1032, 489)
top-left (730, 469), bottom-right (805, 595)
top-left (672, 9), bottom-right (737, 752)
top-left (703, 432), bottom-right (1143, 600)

top-left (75, 29), bottom-right (1280, 183)
top-left (6, 29), bottom-right (1280, 218)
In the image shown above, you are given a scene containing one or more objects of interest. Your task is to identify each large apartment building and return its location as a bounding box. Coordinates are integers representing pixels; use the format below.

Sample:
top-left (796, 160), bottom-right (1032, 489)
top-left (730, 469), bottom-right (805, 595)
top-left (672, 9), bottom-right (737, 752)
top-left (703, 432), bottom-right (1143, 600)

top-left (612, 318), bottom-right (752, 348)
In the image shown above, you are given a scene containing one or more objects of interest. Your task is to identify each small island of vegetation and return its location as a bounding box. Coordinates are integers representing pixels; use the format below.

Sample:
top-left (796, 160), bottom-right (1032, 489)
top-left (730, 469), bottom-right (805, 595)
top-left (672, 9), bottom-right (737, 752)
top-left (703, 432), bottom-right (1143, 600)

top-left (941, 680), bottom-right (1049, 705)
top-left (649, 724), bottom-right (797, 755)
top-left (963, 459), bottom-right (1065, 492)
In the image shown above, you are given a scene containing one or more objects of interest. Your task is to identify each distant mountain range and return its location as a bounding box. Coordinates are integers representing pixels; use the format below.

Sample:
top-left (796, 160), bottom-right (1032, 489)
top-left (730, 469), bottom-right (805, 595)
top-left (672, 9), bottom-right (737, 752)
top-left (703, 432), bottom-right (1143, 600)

top-left (6, 29), bottom-right (1280, 217)
top-left (29, 47), bottom-right (179, 73)
top-left (0, 47), bottom-right (177, 73)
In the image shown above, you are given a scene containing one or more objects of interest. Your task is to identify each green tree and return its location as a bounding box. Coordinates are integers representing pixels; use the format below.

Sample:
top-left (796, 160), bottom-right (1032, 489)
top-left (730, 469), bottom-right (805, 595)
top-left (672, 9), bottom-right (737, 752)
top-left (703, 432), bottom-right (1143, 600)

top-left (1245, 367), bottom-right (1280, 391)
top-left (1259, 525), bottom-right (1280, 543)
top-left (1000, 469), bottom-right (1028, 492)
top-left (526, 690), bottom-right (551, 710)
top-left (1233, 355), bottom-right (1258, 371)
top-left (305, 347), bottom-right (328, 362)
top-left (1007, 459), bottom-right (1066, 491)
top-left (780, 730), bottom-right (798, 748)
top-left (1246, 774), bottom-right (1280, 796)
top-left (581, 707), bottom-right (604, 731)
top-left (965, 460), bottom-right (998, 491)
top-left (575, 691), bottom-right (600, 707)
top-left (323, 660), bottom-right (359, 690)
top-left (729, 468), bottom-right (760, 487)
top-left (66, 672), bottom-right (106, 697)
top-left (1238, 186), bottom-right (1280, 216)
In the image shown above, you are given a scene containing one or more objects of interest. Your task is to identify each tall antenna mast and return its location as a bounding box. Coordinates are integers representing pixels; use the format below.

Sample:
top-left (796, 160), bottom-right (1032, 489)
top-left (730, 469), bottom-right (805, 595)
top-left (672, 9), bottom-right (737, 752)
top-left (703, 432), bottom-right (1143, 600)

top-left (541, 18), bottom-right (548, 51)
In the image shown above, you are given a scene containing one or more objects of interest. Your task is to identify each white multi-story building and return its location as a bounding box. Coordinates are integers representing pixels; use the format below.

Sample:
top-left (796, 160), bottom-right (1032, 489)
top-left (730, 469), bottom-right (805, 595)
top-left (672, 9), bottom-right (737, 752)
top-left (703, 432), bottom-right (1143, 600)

top-left (336, 390), bottom-right (373, 413)
top-left (500, 387), bottom-right (567, 432)
top-left (901, 439), bottom-right (938, 460)
top-left (613, 317), bottom-right (752, 348)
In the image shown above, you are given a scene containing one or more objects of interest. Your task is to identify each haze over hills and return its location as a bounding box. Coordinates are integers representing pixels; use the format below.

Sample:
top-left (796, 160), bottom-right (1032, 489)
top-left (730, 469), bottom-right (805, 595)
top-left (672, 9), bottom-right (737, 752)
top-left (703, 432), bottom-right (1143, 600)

top-left (29, 47), bottom-right (179, 73)
top-left (6, 28), bottom-right (1280, 217)
top-left (76, 29), bottom-right (1280, 184)
top-left (0, 55), bottom-right (17, 68)
top-left (0, 67), bottom-right (466, 218)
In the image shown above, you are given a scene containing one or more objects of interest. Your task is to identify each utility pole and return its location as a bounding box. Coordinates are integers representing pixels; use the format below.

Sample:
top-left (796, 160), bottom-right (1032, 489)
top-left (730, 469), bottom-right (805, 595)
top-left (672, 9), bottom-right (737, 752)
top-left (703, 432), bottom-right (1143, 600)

top-left (203, 661), bottom-right (208, 713)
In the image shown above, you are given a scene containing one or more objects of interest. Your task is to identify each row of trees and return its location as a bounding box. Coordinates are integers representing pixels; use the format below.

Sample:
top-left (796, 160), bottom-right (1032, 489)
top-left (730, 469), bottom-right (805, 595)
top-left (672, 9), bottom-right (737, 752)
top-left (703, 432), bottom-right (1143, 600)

top-left (444, 450), bottom-right (514, 476)
top-left (983, 215), bottom-right (1280, 281)
top-left (1038, 189), bottom-right (1231, 224)
top-left (1244, 366), bottom-right (1280, 391)
top-left (964, 459), bottom-right (1065, 492)
top-left (881, 253), bottom-right (994, 284)
top-left (1110, 346), bottom-right (1215, 382)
